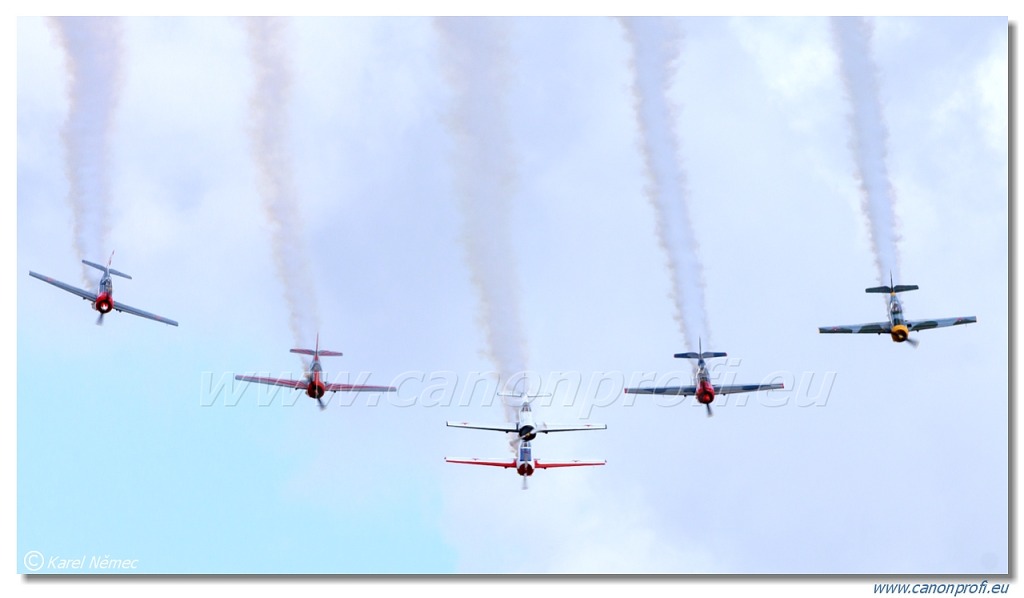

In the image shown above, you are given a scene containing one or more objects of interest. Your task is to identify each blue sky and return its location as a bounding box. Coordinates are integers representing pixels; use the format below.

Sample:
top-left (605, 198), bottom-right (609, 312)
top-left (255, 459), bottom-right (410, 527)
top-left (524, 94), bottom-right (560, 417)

top-left (14, 13), bottom-right (1008, 582)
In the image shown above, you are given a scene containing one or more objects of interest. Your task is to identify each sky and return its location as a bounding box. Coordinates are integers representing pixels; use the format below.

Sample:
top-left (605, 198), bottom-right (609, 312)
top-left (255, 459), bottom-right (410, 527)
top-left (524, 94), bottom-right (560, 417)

top-left (13, 12), bottom-right (1008, 583)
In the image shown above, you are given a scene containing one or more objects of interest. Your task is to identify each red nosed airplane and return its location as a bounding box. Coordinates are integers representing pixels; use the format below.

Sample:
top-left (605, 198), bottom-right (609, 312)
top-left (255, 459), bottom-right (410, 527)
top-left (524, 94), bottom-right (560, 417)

top-left (446, 440), bottom-right (605, 490)
top-left (445, 393), bottom-right (606, 489)
top-left (234, 334), bottom-right (396, 410)
top-left (28, 253), bottom-right (178, 327)
top-left (623, 339), bottom-right (784, 417)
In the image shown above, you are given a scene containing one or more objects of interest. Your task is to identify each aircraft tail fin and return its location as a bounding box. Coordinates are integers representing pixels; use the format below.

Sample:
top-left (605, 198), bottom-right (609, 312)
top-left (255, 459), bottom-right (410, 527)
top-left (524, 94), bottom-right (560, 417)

top-left (82, 259), bottom-right (132, 279)
top-left (290, 348), bottom-right (343, 357)
top-left (674, 351), bottom-right (727, 360)
top-left (865, 284), bottom-right (918, 294)
top-left (868, 273), bottom-right (918, 294)
top-left (674, 337), bottom-right (727, 360)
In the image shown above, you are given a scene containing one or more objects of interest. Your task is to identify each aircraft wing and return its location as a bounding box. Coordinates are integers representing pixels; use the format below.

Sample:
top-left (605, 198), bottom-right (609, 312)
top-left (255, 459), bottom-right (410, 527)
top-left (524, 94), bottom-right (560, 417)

top-left (446, 421), bottom-right (519, 433)
top-left (28, 271), bottom-right (97, 302)
top-left (818, 322), bottom-right (890, 334)
top-left (623, 386), bottom-right (698, 396)
top-left (538, 423), bottom-right (607, 433)
top-left (445, 457), bottom-right (516, 468)
top-left (906, 316), bottom-right (977, 331)
top-left (234, 374), bottom-right (308, 390)
top-left (534, 459), bottom-right (606, 469)
top-left (112, 301), bottom-right (179, 327)
top-left (714, 382), bottom-right (785, 395)
top-left (325, 383), bottom-right (396, 393)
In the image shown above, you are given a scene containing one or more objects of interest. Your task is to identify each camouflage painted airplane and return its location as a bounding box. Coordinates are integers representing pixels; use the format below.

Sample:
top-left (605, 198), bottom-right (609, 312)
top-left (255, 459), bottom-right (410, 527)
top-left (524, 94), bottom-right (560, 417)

top-left (818, 275), bottom-right (976, 347)
top-left (445, 393), bottom-right (606, 489)
top-left (28, 253), bottom-right (178, 326)
top-left (624, 339), bottom-right (784, 417)
top-left (234, 334), bottom-right (396, 410)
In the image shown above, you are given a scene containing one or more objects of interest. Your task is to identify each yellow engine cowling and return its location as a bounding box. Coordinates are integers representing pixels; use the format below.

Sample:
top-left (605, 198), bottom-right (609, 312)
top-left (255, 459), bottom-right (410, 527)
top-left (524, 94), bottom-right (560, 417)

top-left (890, 324), bottom-right (909, 343)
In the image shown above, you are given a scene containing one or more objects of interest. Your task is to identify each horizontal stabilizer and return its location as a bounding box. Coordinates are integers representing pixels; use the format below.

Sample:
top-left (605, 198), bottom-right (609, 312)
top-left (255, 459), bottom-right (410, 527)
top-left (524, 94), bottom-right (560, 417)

top-left (82, 259), bottom-right (132, 279)
top-left (290, 348), bottom-right (343, 357)
top-left (674, 351), bottom-right (727, 359)
top-left (866, 284), bottom-right (918, 294)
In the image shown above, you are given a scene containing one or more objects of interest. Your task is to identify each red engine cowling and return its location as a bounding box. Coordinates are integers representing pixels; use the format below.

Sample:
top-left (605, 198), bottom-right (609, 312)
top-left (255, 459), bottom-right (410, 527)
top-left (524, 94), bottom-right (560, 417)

top-left (696, 381), bottom-right (715, 405)
top-left (516, 463), bottom-right (534, 477)
top-left (94, 296), bottom-right (113, 314)
top-left (308, 382), bottom-right (326, 399)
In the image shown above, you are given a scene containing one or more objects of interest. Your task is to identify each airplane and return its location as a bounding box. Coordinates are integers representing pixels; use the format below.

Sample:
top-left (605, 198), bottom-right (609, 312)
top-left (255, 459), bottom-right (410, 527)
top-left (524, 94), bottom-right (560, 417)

top-left (818, 275), bottom-right (977, 347)
top-left (623, 339), bottom-right (784, 417)
top-left (446, 393), bottom-right (606, 489)
top-left (234, 334), bottom-right (397, 410)
top-left (446, 440), bottom-right (605, 490)
top-left (28, 253), bottom-right (178, 327)
top-left (447, 392), bottom-right (607, 444)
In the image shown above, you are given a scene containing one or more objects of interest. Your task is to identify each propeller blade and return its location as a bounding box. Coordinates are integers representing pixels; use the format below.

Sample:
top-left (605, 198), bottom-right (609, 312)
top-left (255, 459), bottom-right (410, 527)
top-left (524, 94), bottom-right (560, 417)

top-left (317, 397), bottom-right (325, 411)
top-left (96, 313), bottom-right (104, 326)
top-left (906, 337), bottom-right (920, 348)
top-left (706, 403), bottom-right (713, 417)
top-left (521, 475), bottom-right (528, 491)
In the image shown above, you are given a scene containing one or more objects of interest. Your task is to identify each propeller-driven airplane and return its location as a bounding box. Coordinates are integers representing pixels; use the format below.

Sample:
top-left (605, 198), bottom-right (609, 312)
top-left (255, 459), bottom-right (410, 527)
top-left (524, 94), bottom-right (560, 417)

top-left (447, 393), bottom-right (607, 443)
top-left (445, 393), bottom-right (606, 489)
top-left (818, 275), bottom-right (976, 347)
top-left (28, 253), bottom-right (178, 327)
top-left (234, 334), bottom-right (396, 410)
top-left (623, 339), bottom-right (784, 417)
top-left (446, 441), bottom-right (605, 490)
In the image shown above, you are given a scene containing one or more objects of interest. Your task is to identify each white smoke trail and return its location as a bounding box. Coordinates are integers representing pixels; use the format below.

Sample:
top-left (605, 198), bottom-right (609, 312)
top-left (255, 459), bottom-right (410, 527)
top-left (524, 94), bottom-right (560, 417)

top-left (245, 17), bottom-right (321, 357)
top-left (49, 17), bottom-right (123, 287)
top-left (620, 17), bottom-right (709, 357)
top-left (435, 17), bottom-right (526, 423)
top-left (831, 16), bottom-right (902, 286)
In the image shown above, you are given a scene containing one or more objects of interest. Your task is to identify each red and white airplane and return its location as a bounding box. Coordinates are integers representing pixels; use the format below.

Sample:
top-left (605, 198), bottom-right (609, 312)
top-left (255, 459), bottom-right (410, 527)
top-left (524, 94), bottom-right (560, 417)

top-left (29, 253), bottom-right (178, 326)
top-left (234, 334), bottom-right (396, 410)
top-left (624, 339), bottom-right (783, 417)
top-left (447, 440), bottom-right (605, 490)
top-left (446, 394), bottom-right (606, 489)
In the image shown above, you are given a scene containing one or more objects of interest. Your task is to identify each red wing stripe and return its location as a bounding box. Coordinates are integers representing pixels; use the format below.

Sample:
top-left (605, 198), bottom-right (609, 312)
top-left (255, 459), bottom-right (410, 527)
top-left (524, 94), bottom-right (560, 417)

top-left (445, 458), bottom-right (516, 468)
top-left (534, 460), bottom-right (606, 469)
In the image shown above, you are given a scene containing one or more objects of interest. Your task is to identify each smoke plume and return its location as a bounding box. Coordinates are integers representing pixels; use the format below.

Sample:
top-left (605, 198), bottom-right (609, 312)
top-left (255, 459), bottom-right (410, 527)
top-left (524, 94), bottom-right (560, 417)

top-left (831, 16), bottom-right (903, 285)
top-left (49, 17), bottom-right (123, 287)
top-left (620, 17), bottom-right (709, 356)
top-left (245, 17), bottom-right (321, 355)
top-left (436, 17), bottom-right (527, 422)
